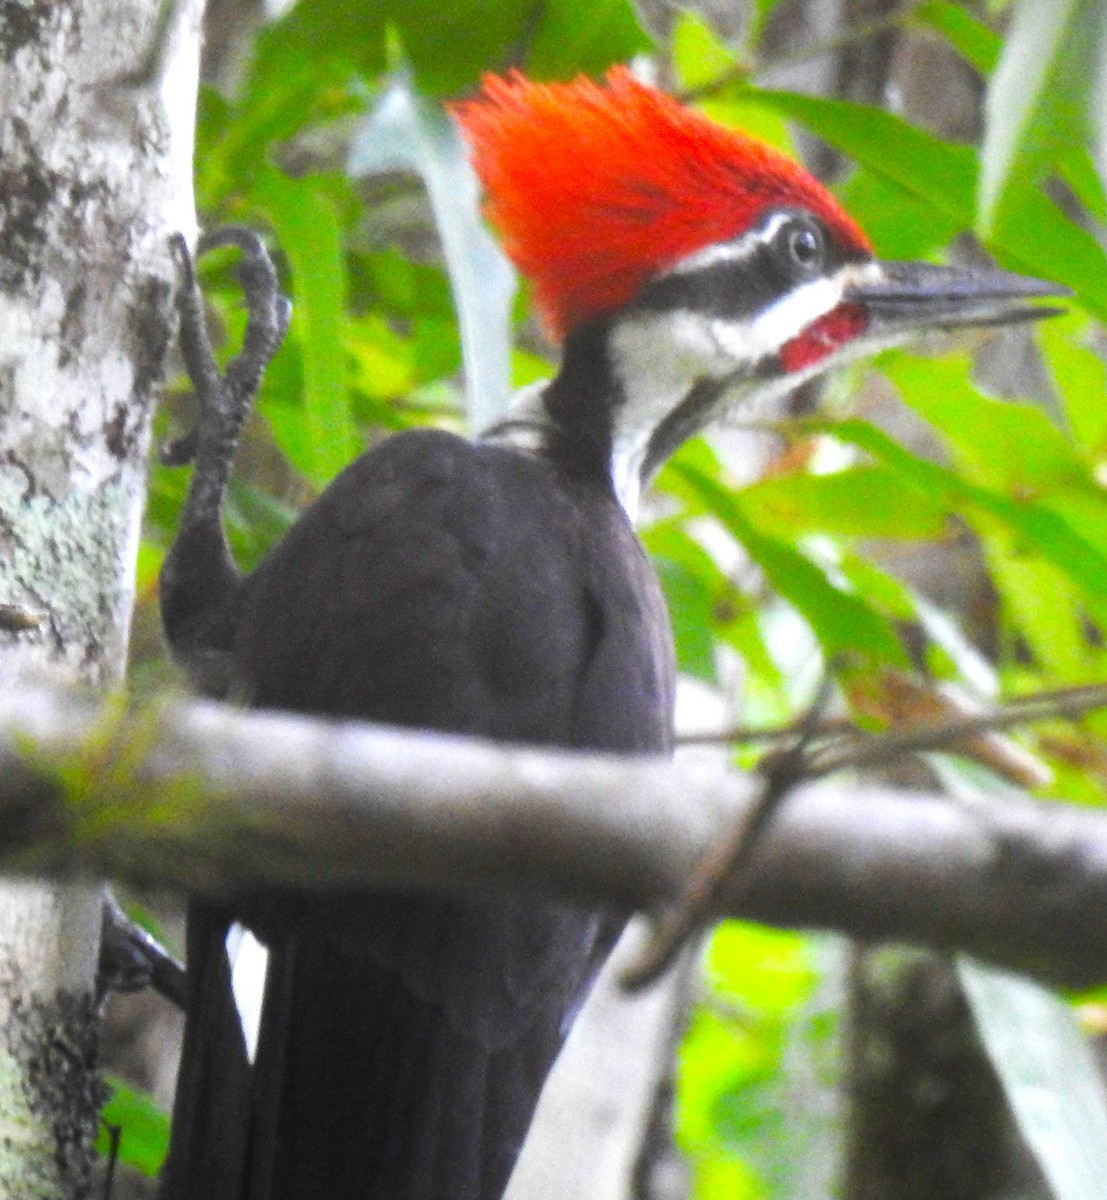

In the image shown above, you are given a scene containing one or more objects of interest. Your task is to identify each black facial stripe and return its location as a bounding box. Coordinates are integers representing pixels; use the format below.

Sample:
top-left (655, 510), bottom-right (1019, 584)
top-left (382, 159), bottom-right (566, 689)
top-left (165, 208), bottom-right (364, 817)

top-left (631, 207), bottom-right (864, 323)
top-left (633, 247), bottom-right (791, 321)
top-left (641, 377), bottom-right (729, 483)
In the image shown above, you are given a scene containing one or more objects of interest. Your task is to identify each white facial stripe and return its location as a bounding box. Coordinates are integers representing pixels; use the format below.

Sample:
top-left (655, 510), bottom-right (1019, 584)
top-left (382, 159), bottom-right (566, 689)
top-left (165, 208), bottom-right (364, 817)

top-left (484, 261), bottom-right (890, 523)
top-left (612, 262), bottom-right (858, 400)
top-left (664, 212), bottom-right (796, 277)
top-left (744, 274), bottom-right (845, 356)
top-left (606, 260), bottom-right (888, 516)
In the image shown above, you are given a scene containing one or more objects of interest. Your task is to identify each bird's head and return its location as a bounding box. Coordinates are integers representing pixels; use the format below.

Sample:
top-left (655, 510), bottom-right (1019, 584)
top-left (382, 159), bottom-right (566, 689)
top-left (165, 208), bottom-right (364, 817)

top-left (452, 68), bottom-right (1064, 513)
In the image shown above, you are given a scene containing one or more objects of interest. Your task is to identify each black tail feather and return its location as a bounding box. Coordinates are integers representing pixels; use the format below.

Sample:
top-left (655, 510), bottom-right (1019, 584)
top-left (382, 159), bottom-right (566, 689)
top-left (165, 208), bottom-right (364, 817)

top-left (162, 894), bottom-right (618, 1200)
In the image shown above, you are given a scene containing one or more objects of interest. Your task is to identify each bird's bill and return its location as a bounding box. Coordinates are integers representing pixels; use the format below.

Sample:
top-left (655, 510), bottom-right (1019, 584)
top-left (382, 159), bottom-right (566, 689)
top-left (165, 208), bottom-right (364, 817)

top-left (846, 260), bottom-right (1070, 334)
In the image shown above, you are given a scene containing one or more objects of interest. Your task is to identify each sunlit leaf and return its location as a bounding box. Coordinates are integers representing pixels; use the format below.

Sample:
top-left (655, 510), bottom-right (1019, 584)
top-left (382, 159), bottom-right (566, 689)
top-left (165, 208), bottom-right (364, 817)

top-left (672, 11), bottom-right (741, 92)
top-left (1037, 315), bottom-right (1107, 453)
top-left (911, 0), bottom-right (999, 73)
top-left (349, 78), bottom-right (515, 431)
top-left (673, 462), bottom-right (909, 668)
top-left (825, 417), bottom-right (1107, 604)
top-left (984, 539), bottom-right (1096, 681)
top-left (880, 353), bottom-right (1086, 494)
top-left (740, 466), bottom-right (949, 541)
top-left (97, 1077), bottom-right (169, 1177)
top-left (251, 165), bottom-right (360, 487)
top-left (681, 928), bottom-right (843, 1200)
top-left (836, 552), bottom-right (920, 622)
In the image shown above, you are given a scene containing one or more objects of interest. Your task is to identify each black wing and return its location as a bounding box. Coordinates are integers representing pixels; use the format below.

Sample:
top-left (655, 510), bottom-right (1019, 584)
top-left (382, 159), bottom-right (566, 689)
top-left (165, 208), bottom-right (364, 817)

top-left (162, 427), bottom-right (675, 1200)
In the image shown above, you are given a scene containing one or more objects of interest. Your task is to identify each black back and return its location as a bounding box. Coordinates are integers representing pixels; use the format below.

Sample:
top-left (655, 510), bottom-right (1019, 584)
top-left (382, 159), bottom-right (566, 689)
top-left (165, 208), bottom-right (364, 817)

top-left (161, 427), bottom-right (675, 1200)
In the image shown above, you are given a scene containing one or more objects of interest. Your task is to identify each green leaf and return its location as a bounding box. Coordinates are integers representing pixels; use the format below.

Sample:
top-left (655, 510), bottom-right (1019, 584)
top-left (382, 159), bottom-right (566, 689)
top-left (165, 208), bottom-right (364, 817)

top-left (197, 8), bottom-right (367, 210)
top-left (823, 416), bottom-right (1107, 605)
top-left (251, 165), bottom-right (360, 488)
top-left (1038, 314), bottom-right (1107, 453)
top-left (653, 557), bottom-right (718, 683)
top-left (911, 0), bottom-right (999, 73)
top-left (673, 462), bottom-right (908, 668)
top-left (707, 923), bottom-right (818, 1013)
top-left (960, 957), bottom-right (1107, 1200)
top-left (349, 79), bottom-right (515, 431)
top-left (836, 552), bottom-right (920, 622)
top-left (977, 0), bottom-right (1103, 233)
top-left (724, 609), bottom-right (791, 726)
top-left (746, 89), bottom-right (1107, 319)
top-left (837, 168), bottom-right (959, 261)
top-left (985, 538), bottom-right (1095, 680)
top-left (526, 0), bottom-right (654, 80)
top-left (880, 353), bottom-right (1087, 494)
top-left (97, 1077), bottom-right (169, 1177)
top-left (703, 95), bottom-right (797, 158)
top-left (372, 0), bottom-right (652, 95)
top-left (748, 90), bottom-right (977, 229)
top-left (672, 11), bottom-right (741, 92)
top-left (911, 1), bottom-right (1107, 223)
top-left (644, 523), bottom-right (730, 684)
top-left (388, 0), bottom-right (527, 96)
top-left (740, 466), bottom-right (949, 541)
top-left (680, 929), bottom-right (844, 1200)
top-left (257, 0), bottom-right (386, 80)
top-left (987, 181), bottom-right (1107, 322)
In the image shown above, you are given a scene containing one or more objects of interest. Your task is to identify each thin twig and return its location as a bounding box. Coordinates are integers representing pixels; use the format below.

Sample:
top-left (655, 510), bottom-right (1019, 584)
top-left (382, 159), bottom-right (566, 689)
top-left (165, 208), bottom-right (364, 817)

top-left (679, 714), bottom-right (852, 747)
top-left (807, 683), bottom-right (1107, 779)
top-left (681, 682), bottom-right (1107, 765)
top-left (621, 675), bottom-right (838, 991)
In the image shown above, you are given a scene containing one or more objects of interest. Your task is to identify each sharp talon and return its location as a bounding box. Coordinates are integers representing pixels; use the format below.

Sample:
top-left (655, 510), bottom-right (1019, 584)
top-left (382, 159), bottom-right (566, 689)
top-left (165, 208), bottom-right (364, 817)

top-left (169, 231), bottom-right (194, 280)
top-left (197, 226), bottom-right (270, 260)
top-left (168, 225), bottom-right (290, 537)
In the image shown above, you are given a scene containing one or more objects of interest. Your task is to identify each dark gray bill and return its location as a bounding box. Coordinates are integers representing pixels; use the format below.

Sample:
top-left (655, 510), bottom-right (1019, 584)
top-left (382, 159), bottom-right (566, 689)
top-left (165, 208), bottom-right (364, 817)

top-left (847, 261), bottom-right (1070, 332)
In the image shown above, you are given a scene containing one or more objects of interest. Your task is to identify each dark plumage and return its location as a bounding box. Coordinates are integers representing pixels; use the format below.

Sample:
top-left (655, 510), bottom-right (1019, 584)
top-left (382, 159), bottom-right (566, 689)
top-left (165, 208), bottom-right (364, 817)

top-left (161, 64), bottom-right (1063, 1198)
top-left (160, 429), bottom-right (674, 1200)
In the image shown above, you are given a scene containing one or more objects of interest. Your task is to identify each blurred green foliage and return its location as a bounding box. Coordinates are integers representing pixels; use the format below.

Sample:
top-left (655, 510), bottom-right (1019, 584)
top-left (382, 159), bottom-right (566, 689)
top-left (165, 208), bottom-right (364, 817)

top-left (129, 0), bottom-right (1107, 1193)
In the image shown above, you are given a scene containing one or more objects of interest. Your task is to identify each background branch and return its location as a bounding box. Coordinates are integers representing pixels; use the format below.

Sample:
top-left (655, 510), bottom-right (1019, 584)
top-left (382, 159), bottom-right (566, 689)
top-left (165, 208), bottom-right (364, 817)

top-left (3, 679), bottom-right (1107, 991)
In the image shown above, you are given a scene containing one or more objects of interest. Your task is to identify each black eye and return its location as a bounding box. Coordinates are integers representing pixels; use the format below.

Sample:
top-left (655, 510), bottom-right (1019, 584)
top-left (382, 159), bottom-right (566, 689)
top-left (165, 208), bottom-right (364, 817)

top-left (777, 218), bottom-right (826, 274)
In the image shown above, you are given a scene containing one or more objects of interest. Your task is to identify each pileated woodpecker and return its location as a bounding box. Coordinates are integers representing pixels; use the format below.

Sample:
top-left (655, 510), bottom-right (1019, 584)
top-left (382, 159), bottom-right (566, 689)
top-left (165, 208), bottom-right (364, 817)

top-left (158, 68), bottom-right (1062, 1200)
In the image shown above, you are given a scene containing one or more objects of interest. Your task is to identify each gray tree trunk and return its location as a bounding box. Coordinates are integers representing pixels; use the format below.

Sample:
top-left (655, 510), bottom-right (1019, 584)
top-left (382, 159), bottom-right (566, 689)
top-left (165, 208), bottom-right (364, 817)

top-left (0, 0), bottom-right (202, 1192)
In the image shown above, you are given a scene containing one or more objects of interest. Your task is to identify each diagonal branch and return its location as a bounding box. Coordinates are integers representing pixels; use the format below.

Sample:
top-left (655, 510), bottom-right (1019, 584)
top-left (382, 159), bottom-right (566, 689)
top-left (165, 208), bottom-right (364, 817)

top-left (2, 679), bottom-right (1107, 989)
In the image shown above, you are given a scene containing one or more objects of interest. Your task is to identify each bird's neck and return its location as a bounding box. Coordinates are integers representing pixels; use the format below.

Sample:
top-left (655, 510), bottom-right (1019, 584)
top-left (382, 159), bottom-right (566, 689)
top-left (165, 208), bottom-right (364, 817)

top-left (481, 321), bottom-right (738, 522)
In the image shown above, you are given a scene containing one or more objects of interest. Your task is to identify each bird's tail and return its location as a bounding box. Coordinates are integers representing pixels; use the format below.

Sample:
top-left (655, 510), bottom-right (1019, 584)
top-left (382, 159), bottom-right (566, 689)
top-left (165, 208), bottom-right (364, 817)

top-left (159, 900), bottom-right (254, 1200)
top-left (161, 893), bottom-right (617, 1200)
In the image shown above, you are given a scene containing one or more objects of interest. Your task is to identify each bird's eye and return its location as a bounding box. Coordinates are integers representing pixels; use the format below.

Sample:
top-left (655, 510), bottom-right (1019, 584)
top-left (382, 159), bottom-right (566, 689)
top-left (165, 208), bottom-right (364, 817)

top-left (778, 219), bottom-right (826, 274)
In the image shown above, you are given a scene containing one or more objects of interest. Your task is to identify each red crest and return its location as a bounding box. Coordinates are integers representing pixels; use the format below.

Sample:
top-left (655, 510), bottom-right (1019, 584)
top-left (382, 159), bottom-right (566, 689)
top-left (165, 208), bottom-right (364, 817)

top-left (451, 68), bottom-right (871, 341)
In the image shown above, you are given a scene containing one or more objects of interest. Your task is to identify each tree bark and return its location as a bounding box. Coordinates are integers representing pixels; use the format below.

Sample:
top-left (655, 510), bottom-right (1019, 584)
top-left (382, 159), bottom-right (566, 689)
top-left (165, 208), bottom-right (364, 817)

top-left (0, 0), bottom-right (201, 1192)
top-left (2, 683), bottom-right (1107, 993)
top-left (844, 948), bottom-right (1012, 1200)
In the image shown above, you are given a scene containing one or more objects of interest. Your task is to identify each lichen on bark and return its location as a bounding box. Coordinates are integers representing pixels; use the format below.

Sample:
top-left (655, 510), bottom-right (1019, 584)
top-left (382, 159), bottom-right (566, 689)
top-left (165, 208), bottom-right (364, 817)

top-left (0, 0), bottom-right (203, 1191)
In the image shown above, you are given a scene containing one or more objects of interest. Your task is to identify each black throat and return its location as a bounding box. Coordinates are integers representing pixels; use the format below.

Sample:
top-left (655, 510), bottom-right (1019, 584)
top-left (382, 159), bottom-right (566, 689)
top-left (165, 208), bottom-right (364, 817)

top-left (539, 321), bottom-right (621, 490)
